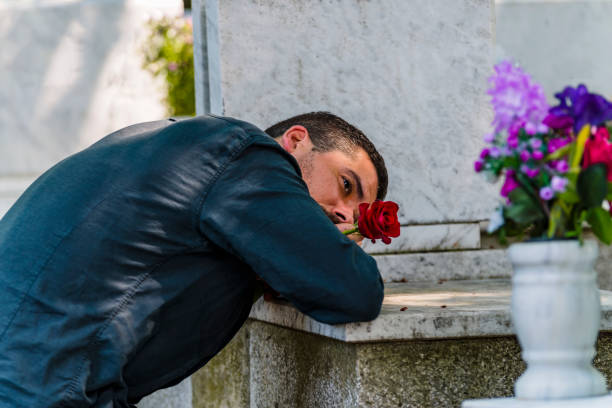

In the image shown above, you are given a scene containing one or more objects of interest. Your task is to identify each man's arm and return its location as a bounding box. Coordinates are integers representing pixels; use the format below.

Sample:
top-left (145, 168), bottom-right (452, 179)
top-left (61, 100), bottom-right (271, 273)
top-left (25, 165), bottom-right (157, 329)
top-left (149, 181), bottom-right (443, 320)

top-left (198, 143), bottom-right (384, 325)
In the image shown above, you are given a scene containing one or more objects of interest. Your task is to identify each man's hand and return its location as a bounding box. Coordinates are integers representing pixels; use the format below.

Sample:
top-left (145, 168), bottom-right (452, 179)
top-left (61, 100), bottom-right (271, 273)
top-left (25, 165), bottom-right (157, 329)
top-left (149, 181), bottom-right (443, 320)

top-left (336, 223), bottom-right (364, 246)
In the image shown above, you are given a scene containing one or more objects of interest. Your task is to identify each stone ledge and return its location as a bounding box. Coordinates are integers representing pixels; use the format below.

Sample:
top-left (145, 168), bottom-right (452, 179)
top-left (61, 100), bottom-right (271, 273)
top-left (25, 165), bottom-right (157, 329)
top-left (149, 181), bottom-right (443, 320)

top-left (376, 250), bottom-right (512, 283)
top-left (249, 279), bottom-right (612, 343)
top-left (463, 394), bottom-right (612, 408)
top-left (362, 222), bottom-right (481, 254)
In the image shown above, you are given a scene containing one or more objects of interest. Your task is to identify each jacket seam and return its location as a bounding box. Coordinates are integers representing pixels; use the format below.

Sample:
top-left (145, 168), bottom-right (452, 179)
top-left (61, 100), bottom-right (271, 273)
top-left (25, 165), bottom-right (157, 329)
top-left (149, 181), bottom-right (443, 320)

top-left (192, 128), bottom-right (254, 236)
top-left (0, 195), bottom-right (114, 342)
top-left (59, 244), bottom-right (210, 407)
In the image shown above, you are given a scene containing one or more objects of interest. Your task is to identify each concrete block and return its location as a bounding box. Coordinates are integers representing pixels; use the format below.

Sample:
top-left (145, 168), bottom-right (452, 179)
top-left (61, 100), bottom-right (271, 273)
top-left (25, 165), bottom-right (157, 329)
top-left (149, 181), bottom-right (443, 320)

top-left (137, 377), bottom-right (192, 408)
top-left (194, 320), bottom-right (612, 408)
top-left (192, 324), bottom-right (250, 408)
top-left (196, 0), bottom-right (498, 224)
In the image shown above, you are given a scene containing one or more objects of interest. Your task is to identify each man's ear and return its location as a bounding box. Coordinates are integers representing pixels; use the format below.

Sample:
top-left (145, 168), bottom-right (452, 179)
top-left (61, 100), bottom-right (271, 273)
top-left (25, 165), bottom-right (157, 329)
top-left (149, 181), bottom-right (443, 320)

top-left (279, 125), bottom-right (312, 154)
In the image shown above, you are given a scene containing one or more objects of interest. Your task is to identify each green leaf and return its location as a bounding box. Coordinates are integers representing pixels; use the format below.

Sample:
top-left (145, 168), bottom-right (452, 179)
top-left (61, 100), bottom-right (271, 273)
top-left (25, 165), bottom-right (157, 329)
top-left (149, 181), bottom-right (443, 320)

top-left (577, 163), bottom-right (608, 208)
top-left (606, 182), bottom-right (612, 201)
top-left (571, 125), bottom-right (591, 170)
top-left (559, 189), bottom-right (580, 204)
top-left (515, 173), bottom-right (539, 201)
top-left (547, 202), bottom-right (563, 238)
top-left (506, 188), bottom-right (545, 225)
top-left (546, 144), bottom-right (571, 161)
top-left (587, 207), bottom-right (612, 245)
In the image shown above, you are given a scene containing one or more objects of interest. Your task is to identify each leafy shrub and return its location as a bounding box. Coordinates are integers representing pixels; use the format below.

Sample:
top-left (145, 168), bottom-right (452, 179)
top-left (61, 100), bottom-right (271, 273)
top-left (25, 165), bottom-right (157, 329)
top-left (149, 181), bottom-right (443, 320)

top-left (143, 15), bottom-right (195, 116)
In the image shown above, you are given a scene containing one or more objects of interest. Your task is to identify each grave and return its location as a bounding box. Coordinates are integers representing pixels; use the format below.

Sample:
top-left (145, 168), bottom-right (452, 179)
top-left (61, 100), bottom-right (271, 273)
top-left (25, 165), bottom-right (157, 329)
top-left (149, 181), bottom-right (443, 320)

top-left (190, 0), bottom-right (612, 406)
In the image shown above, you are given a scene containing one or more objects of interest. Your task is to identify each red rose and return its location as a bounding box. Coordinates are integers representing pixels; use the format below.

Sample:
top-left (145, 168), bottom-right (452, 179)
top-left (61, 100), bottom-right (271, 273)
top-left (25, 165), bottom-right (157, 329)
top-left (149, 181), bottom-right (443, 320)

top-left (358, 200), bottom-right (401, 244)
top-left (583, 127), bottom-right (612, 180)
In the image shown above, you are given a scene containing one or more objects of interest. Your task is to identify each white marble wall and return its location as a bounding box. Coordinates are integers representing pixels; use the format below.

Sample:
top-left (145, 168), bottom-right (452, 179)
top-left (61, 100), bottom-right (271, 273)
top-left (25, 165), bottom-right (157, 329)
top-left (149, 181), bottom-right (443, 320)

top-left (0, 0), bottom-right (182, 218)
top-left (495, 0), bottom-right (612, 101)
top-left (195, 0), bottom-right (498, 226)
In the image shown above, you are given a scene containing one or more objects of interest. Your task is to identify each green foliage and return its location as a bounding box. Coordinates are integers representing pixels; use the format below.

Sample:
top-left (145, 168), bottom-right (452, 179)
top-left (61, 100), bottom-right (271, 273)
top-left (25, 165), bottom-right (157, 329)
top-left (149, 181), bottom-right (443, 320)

top-left (483, 120), bottom-right (612, 245)
top-left (587, 207), bottom-right (612, 244)
top-left (577, 163), bottom-right (608, 208)
top-left (142, 15), bottom-right (195, 116)
top-left (506, 188), bottom-right (545, 225)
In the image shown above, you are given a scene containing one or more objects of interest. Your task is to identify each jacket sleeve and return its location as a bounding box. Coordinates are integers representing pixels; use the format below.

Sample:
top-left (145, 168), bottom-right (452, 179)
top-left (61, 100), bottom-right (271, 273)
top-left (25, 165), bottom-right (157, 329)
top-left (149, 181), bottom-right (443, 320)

top-left (198, 143), bottom-right (384, 324)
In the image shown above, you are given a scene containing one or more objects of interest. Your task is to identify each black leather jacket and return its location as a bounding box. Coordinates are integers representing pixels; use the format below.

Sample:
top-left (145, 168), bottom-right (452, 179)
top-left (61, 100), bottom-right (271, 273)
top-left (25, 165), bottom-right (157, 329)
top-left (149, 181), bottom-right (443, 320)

top-left (0, 115), bottom-right (383, 407)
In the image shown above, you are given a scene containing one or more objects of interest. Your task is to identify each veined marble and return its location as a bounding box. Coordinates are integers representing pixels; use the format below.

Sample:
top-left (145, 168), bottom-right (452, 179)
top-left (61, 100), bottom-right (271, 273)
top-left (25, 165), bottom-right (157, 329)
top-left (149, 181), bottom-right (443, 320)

top-left (363, 222), bottom-right (481, 254)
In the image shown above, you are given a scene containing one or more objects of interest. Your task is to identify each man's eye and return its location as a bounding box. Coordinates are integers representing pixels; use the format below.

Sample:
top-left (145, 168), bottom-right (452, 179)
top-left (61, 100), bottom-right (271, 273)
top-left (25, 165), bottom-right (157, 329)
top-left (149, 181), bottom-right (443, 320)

top-left (342, 177), bottom-right (352, 194)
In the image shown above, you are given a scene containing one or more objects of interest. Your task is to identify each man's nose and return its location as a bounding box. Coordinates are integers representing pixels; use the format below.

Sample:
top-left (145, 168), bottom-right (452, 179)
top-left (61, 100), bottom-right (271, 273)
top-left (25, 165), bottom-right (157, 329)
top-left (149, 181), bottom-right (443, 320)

top-left (334, 205), bottom-right (354, 224)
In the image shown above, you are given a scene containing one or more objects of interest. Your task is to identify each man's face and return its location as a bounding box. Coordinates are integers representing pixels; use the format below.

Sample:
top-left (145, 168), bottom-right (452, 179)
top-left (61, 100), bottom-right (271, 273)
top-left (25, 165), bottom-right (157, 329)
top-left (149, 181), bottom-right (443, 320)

top-left (279, 126), bottom-right (378, 225)
top-left (299, 148), bottom-right (377, 225)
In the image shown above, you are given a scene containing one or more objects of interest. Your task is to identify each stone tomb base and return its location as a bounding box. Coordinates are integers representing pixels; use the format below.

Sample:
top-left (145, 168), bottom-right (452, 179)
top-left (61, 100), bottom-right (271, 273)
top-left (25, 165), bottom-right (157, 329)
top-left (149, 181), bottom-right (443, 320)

top-left (193, 280), bottom-right (612, 408)
top-left (193, 321), bottom-right (612, 408)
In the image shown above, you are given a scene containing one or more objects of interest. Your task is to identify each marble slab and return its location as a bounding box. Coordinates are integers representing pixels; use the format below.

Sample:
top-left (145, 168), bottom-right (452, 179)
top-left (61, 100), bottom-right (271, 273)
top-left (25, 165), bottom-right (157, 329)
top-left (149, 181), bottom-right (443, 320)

top-left (249, 279), bottom-right (612, 343)
top-left (463, 394), bottom-right (612, 408)
top-left (196, 0), bottom-right (498, 225)
top-left (376, 249), bottom-right (512, 282)
top-left (363, 222), bottom-right (481, 254)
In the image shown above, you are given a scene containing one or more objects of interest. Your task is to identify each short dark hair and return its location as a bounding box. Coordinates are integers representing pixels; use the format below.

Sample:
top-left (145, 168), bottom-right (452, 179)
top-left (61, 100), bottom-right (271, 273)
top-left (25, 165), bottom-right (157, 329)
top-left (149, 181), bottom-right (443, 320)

top-left (265, 112), bottom-right (388, 200)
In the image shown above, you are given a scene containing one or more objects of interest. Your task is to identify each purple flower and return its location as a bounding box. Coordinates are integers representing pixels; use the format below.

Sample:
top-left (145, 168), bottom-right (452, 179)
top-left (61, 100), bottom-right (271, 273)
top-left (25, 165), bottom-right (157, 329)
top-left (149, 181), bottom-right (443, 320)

top-left (543, 113), bottom-right (574, 133)
top-left (549, 84), bottom-right (612, 132)
top-left (556, 159), bottom-right (569, 173)
top-left (525, 121), bottom-right (548, 135)
top-left (529, 138), bottom-right (543, 149)
top-left (168, 62), bottom-right (178, 72)
top-left (483, 133), bottom-right (495, 143)
top-left (520, 150), bottom-right (531, 162)
top-left (501, 170), bottom-right (519, 197)
top-left (488, 61), bottom-right (550, 136)
top-left (490, 146), bottom-right (501, 158)
top-left (539, 186), bottom-right (554, 200)
top-left (507, 135), bottom-right (519, 149)
top-left (520, 164), bottom-right (530, 174)
top-left (551, 176), bottom-right (568, 192)
top-left (474, 160), bottom-right (484, 172)
top-left (526, 168), bottom-right (540, 179)
top-left (547, 137), bottom-right (572, 154)
top-left (532, 150), bottom-right (544, 160)
top-left (480, 148), bottom-right (490, 159)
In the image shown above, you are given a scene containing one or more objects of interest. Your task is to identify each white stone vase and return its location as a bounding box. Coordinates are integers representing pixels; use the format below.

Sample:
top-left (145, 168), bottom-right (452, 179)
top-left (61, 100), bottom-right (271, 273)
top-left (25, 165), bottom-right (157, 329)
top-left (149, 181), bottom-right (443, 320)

top-left (508, 239), bottom-right (607, 399)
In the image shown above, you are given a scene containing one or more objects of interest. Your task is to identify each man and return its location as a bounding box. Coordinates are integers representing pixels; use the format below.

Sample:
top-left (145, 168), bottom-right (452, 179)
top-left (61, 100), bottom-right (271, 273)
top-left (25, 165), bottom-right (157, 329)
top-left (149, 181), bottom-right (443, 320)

top-left (0, 112), bottom-right (388, 407)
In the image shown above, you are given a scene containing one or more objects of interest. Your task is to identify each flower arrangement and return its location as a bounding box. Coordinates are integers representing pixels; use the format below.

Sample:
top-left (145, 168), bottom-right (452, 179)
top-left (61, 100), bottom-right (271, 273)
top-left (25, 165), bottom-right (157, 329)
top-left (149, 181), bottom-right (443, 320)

top-left (476, 61), bottom-right (612, 244)
top-left (142, 15), bottom-right (195, 116)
